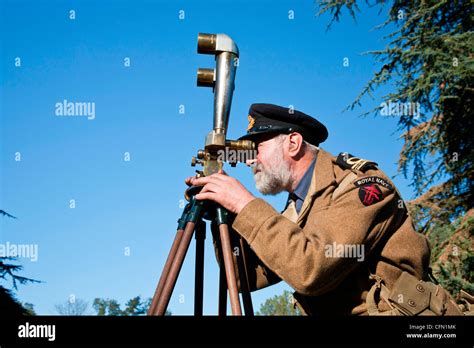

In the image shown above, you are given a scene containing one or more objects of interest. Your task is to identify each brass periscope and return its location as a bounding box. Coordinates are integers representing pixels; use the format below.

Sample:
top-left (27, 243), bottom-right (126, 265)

top-left (192, 33), bottom-right (254, 177)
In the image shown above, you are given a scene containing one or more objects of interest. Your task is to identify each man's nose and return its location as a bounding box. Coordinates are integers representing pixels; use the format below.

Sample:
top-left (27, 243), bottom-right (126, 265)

top-left (246, 158), bottom-right (257, 167)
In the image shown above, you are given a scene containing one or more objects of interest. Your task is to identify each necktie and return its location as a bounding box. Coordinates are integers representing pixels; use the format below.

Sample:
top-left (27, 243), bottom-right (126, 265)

top-left (282, 197), bottom-right (298, 223)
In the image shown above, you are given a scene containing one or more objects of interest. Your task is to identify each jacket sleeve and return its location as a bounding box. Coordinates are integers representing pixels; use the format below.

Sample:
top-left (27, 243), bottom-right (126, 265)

top-left (231, 182), bottom-right (402, 296)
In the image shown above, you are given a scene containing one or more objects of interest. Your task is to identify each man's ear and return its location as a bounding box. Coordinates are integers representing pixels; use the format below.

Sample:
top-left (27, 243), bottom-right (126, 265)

top-left (287, 132), bottom-right (304, 158)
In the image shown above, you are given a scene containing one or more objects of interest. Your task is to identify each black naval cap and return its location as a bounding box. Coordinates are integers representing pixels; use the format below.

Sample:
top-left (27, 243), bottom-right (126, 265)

top-left (238, 103), bottom-right (328, 146)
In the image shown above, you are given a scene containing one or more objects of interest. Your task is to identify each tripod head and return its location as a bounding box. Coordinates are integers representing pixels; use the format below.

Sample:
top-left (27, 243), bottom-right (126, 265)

top-left (191, 33), bottom-right (255, 178)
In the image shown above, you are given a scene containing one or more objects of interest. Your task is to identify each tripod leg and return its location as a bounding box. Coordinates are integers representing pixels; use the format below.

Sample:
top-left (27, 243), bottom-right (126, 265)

top-left (147, 228), bottom-right (185, 315)
top-left (148, 204), bottom-right (192, 315)
top-left (212, 221), bottom-right (228, 316)
top-left (236, 237), bottom-right (254, 316)
top-left (194, 220), bottom-right (206, 316)
top-left (219, 223), bottom-right (242, 315)
top-left (155, 220), bottom-right (197, 315)
top-left (218, 245), bottom-right (228, 316)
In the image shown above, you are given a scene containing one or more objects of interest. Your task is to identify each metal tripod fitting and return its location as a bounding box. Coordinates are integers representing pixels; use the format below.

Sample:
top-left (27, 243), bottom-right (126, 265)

top-left (215, 206), bottom-right (228, 226)
top-left (186, 196), bottom-right (204, 223)
top-left (177, 203), bottom-right (191, 230)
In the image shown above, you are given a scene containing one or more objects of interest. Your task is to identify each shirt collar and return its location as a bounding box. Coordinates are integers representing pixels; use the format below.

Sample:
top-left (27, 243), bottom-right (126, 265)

top-left (292, 155), bottom-right (317, 202)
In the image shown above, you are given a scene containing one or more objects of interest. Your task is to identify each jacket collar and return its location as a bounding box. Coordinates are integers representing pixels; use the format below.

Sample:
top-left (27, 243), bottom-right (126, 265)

top-left (296, 148), bottom-right (336, 224)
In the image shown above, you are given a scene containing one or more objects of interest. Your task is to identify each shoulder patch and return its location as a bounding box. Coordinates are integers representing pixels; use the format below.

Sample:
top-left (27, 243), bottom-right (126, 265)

top-left (357, 184), bottom-right (383, 206)
top-left (336, 152), bottom-right (378, 172)
top-left (353, 176), bottom-right (393, 191)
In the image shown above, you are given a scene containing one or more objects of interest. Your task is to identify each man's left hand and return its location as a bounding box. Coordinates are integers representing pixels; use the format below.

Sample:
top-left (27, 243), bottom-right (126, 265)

top-left (186, 171), bottom-right (256, 214)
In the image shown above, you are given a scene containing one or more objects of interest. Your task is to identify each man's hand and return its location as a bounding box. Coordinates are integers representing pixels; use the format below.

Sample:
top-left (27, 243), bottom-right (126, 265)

top-left (185, 171), bottom-right (256, 214)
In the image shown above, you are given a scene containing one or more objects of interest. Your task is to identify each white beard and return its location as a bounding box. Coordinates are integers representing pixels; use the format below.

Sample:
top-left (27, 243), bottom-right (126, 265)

top-left (253, 143), bottom-right (294, 195)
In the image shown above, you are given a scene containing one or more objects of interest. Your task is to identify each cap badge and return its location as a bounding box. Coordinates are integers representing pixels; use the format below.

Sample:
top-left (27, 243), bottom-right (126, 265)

top-left (247, 114), bottom-right (255, 131)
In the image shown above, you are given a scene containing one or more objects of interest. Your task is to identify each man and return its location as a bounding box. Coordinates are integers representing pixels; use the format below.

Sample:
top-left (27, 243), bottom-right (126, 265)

top-left (186, 103), bottom-right (460, 315)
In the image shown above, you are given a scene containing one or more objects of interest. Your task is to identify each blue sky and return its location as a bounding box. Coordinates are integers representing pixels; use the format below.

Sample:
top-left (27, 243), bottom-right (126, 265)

top-left (0, 0), bottom-right (412, 315)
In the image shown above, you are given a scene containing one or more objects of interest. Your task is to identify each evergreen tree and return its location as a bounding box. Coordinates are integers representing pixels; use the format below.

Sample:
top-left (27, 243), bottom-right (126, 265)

top-left (123, 296), bottom-right (147, 316)
top-left (256, 290), bottom-right (301, 316)
top-left (21, 302), bottom-right (36, 315)
top-left (428, 210), bottom-right (473, 297)
top-left (316, 0), bottom-right (473, 231)
top-left (0, 210), bottom-right (40, 316)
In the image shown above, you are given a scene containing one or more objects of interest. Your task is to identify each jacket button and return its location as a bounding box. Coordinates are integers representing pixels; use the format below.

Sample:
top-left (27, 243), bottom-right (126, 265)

top-left (408, 299), bottom-right (416, 307)
top-left (416, 284), bottom-right (425, 293)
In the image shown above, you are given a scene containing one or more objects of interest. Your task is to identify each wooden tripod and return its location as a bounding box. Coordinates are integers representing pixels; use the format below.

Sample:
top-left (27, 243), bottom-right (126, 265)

top-left (147, 190), bottom-right (254, 316)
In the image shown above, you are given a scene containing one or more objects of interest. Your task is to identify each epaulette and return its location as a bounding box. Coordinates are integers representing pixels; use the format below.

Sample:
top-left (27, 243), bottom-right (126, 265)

top-left (336, 152), bottom-right (378, 172)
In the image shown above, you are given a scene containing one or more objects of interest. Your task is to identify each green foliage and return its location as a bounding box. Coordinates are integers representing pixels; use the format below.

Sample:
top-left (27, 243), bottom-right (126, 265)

top-left (92, 296), bottom-right (171, 316)
top-left (316, 0), bottom-right (473, 232)
top-left (122, 296), bottom-right (144, 315)
top-left (0, 257), bottom-right (41, 290)
top-left (0, 286), bottom-right (33, 316)
top-left (0, 210), bottom-right (40, 316)
top-left (428, 211), bottom-right (474, 297)
top-left (0, 211), bottom-right (40, 290)
top-left (93, 298), bottom-right (122, 316)
top-left (256, 290), bottom-right (301, 316)
top-left (0, 210), bottom-right (17, 219)
top-left (21, 302), bottom-right (36, 315)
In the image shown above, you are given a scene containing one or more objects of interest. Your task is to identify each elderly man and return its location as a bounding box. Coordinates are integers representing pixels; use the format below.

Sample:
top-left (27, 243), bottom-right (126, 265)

top-left (186, 103), bottom-right (460, 316)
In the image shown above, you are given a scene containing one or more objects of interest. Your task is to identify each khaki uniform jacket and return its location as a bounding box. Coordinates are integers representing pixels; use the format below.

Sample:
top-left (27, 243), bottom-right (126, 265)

top-left (230, 148), bottom-right (431, 315)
